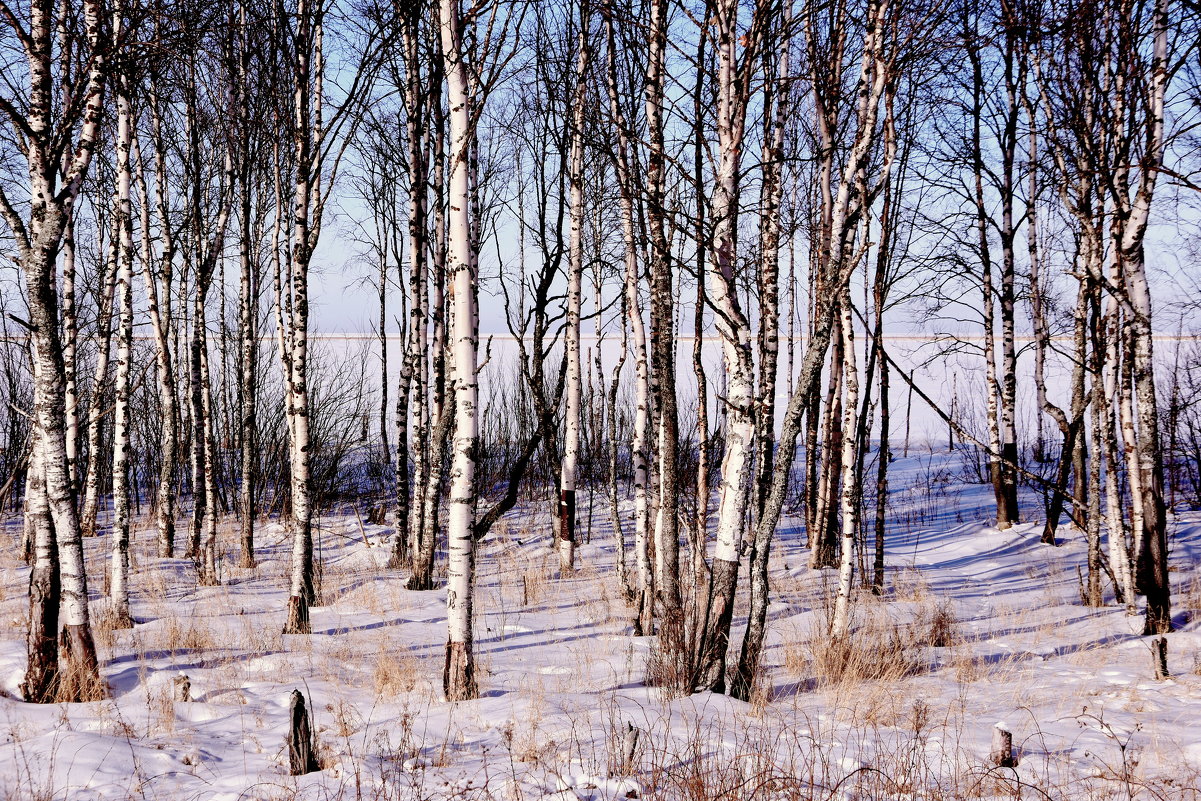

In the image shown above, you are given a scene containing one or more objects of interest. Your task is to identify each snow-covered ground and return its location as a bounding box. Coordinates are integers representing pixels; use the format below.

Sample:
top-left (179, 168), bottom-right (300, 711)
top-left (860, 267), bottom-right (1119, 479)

top-left (3, 449), bottom-right (1201, 800)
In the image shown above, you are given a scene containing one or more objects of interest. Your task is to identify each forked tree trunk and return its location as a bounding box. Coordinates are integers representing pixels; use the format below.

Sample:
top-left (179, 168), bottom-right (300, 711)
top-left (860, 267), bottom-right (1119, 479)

top-left (695, 0), bottom-right (769, 695)
top-left (32, 226), bottom-right (101, 701)
top-left (1111, 0), bottom-right (1169, 634)
top-left (8, 0), bottom-right (111, 690)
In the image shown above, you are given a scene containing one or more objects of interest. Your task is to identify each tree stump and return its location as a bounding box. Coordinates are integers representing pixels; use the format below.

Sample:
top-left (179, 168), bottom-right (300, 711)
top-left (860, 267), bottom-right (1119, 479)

top-left (620, 722), bottom-right (640, 776)
top-left (287, 690), bottom-right (320, 775)
top-left (1152, 637), bottom-right (1169, 680)
top-left (991, 723), bottom-right (1014, 768)
top-left (173, 673), bottom-right (191, 702)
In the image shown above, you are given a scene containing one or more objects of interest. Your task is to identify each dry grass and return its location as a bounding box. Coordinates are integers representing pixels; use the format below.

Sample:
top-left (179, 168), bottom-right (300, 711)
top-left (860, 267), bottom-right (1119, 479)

top-left (810, 626), bottom-right (924, 687)
top-left (519, 552), bottom-right (556, 607)
top-left (892, 562), bottom-right (931, 601)
top-left (157, 615), bottom-right (216, 653)
top-left (373, 646), bottom-right (426, 699)
top-left (783, 600), bottom-right (959, 691)
top-left (1182, 573), bottom-right (1201, 623)
top-left (920, 596), bottom-right (960, 648)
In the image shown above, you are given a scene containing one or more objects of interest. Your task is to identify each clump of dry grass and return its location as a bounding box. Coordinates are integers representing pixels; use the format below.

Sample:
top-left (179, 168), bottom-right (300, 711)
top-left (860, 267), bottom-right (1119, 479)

top-left (155, 616), bottom-right (216, 654)
top-left (519, 553), bottom-right (555, 607)
top-left (50, 659), bottom-right (109, 704)
top-left (892, 563), bottom-right (931, 601)
top-left (811, 627), bottom-right (923, 687)
top-left (783, 608), bottom-right (934, 690)
top-left (919, 597), bottom-right (960, 649)
top-left (1181, 573), bottom-right (1201, 623)
top-left (373, 647), bottom-right (425, 698)
top-left (90, 606), bottom-right (123, 653)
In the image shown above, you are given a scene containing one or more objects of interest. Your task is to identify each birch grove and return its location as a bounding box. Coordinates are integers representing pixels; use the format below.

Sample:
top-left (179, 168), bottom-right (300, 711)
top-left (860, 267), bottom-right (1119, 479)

top-left (0, 0), bottom-right (1194, 710)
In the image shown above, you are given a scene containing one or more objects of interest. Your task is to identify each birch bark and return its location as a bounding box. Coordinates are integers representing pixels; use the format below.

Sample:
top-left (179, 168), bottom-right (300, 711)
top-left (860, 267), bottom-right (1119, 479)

top-left (439, 0), bottom-right (480, 700)
top-left (643, 0), bottom-right (683, 654)
top-left (0, 0), bottom-right (109, 699)
top-left (558, 1), bottom-right (591, 573)
top-left (109, 37), bottom-right (136, 625)
top-left (603, 12), bottom-right (653, 635)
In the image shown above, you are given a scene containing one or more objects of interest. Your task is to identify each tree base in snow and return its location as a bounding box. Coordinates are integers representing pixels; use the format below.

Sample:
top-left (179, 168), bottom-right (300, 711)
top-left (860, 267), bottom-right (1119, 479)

top-left (406, 566), bottom-right (435, 591)
top-left (283, 595), bottom-right (311, 634)
top-left (698, 557), bottom-right (739, 694)
top-left (22, 563), bottom-right (60, 703)
top-left (443, 640), bottom-right (477, 701)
top-left (57, 624), bottom-right (105, 702)
top-left (107, 608), bottom-right (134, 630)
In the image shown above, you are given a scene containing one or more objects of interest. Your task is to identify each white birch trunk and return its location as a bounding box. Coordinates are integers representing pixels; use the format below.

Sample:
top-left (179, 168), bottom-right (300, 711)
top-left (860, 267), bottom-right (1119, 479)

top-left (80, 234), bottom-right (117, 539)
top-left (558, 5), bottom-right (591, 572)
top-left (282, 0), bottom-right (321, 633)
top-left (109, 53), bottom-right (135, 626)
top-left (697, 0), bottom-right (763, 693)
top-left (440, 0), bottom-right (480, 701)
top-left (643, 0), bottom-right (684, 648)
top-left (0, 0), bottom-right (109, 698)
top-left (603, 12), bottom-right (653, 635)
top-left (830, 294), bottom-right (860, 638)
top-left (1101, 304), bottom-right (1136, 612)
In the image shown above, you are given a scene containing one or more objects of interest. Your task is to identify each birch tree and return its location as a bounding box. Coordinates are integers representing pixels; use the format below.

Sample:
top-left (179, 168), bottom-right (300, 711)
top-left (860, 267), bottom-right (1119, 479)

top-left (695, 0), bottom-right (773, 694)
top-left (438, 0), bottom-right (480, 699)
top-left (278, 0), bottom-right (383, 632)
top-left (108, 0), bottom-right (136, 625)
top-left (643, 0), bottom-right (684, 659)
top-left (557, 0), bottom-right (591, 573)
top-left (1104, 0), bottom-right (1172, 633)
top-left (602, 4), bottom-right (653, 634)
top-left (733, 0), bottom-right (902, 693)
top-left (0, 0), bottom-right (109, 701)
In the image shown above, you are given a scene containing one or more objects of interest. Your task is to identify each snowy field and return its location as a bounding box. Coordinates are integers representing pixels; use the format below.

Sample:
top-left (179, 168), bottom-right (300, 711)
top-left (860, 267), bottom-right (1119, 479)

top-left (2, 450), bottom-right (1201, 800)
